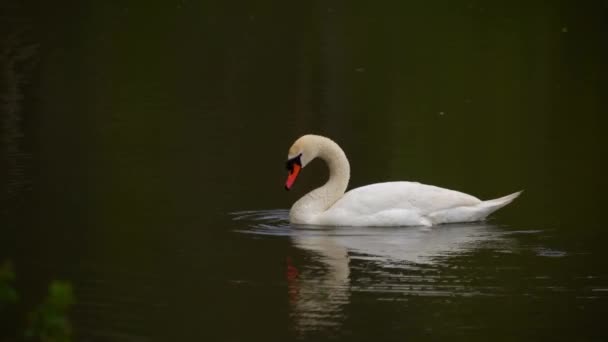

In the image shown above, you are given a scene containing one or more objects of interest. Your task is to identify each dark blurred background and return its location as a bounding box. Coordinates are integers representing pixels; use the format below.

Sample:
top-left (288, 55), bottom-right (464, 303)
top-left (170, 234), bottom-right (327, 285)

top-left (1, 1), bottom-right (607, 341)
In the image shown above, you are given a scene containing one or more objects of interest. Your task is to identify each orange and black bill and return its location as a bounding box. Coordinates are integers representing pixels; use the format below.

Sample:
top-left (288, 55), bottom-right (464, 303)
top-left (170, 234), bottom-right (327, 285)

top-left (285, 154), bottom-right (302, 190)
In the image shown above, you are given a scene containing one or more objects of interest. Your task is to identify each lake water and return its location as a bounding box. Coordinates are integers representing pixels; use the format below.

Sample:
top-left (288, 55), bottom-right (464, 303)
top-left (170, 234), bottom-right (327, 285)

top-left (1, 1), bottom-right (607, 341)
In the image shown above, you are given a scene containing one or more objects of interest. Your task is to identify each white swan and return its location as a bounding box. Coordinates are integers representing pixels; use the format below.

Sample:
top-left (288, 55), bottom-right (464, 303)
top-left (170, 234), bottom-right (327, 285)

top-left (285, 134), bottom-right (521, 226)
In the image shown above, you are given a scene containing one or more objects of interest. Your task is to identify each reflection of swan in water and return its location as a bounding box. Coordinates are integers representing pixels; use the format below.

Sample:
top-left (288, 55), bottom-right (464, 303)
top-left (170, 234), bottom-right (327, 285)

top-left (291, 223), bottom-right (508, 265)
top-left (233, 210), bottom-right (513, 334)
top-left (233, 209), bottom-right (509, 265)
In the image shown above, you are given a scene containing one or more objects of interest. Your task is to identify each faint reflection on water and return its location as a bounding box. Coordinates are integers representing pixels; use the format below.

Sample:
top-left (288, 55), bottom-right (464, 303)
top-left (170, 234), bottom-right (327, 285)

top-left (232, 210), bottom-right (524, 334)
top-left (232, 209), bottom-right (513, 266)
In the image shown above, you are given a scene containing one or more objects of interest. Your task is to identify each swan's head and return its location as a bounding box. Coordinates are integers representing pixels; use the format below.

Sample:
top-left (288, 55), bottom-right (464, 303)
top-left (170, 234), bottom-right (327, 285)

top-left (285, 135), bottom-right (320, 190)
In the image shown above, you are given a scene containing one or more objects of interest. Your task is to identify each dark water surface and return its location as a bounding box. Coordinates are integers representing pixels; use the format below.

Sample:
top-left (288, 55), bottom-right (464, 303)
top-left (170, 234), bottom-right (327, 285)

top-left (2, 1), bottom-right (608, 341)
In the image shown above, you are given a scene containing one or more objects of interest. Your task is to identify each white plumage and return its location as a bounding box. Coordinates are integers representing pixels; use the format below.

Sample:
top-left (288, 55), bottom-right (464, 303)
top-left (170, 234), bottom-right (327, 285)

top-left (285, 135), bottom-right (521, 226)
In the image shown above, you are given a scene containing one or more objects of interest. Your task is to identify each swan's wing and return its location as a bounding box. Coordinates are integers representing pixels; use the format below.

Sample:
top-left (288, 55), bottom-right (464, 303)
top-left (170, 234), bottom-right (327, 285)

top-left (329, 181), bottom-right (481, 215)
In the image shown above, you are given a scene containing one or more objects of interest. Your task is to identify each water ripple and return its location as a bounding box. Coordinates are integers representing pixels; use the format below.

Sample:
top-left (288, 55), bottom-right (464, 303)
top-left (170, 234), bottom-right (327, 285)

top-left (231, 209), bottom-right (514, 266)
top-left (229, 210), bottom-right (593, 335)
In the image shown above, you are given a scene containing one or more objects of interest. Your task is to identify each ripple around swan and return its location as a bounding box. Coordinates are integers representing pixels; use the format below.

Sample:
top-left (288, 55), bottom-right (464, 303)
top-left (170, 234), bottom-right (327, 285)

top-left (230, 209), bottom-right (517, 266)
top-left (230, 210), bottom-right (606, 338)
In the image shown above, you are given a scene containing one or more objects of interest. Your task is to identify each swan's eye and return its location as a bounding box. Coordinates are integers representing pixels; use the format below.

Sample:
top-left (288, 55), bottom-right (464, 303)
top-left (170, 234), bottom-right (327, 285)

top-left (286, 154), bottom-right (302, 173)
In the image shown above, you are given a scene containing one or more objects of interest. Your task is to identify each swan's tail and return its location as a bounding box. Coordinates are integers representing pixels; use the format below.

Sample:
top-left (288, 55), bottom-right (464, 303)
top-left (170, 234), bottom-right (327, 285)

top-left (466, 190), bottom-right (523, 221)
top-left (481, 190), bottom-right (523, 210)
top-left (428, 190), bottom-right (523, 224)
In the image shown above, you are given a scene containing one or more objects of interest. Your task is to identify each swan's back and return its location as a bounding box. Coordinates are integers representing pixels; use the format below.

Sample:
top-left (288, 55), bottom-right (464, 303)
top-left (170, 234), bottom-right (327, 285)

top-left (329, 181), bottom-right (481, 216)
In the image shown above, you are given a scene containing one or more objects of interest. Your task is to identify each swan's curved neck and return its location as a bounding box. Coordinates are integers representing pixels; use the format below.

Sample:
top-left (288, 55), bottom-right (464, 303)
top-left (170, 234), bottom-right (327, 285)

top-left (290, 138), bottom-right (350, 223)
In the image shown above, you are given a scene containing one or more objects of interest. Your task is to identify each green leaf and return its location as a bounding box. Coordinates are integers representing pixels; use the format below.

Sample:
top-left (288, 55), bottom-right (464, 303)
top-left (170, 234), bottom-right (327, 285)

top-left (26, 280), bottom-right (74, 342)
top-left (47, 281), bottom-right (74, 310)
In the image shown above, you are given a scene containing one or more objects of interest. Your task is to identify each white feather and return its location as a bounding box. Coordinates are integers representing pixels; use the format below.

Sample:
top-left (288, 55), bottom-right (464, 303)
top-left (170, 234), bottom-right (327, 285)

top-left (286, 135), bottom-right (521, 226)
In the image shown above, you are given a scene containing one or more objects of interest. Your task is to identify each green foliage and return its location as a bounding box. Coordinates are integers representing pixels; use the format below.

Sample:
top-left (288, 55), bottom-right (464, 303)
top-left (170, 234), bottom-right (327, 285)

top-left (0, 261), bottom-right (18, 308)
top-left (25, 281), bottom-right (74, 342)
top-left (0, 260), bottom-right (74, 342)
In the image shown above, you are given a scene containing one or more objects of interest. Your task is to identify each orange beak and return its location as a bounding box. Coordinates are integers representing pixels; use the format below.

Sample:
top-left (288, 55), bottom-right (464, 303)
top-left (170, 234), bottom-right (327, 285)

top-left (285, 163), bottom-right (301, 190)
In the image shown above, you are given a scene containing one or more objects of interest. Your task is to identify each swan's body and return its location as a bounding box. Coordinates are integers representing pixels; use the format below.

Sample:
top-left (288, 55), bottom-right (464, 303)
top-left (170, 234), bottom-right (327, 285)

top-left (285, 135), bottom-right (521, 227)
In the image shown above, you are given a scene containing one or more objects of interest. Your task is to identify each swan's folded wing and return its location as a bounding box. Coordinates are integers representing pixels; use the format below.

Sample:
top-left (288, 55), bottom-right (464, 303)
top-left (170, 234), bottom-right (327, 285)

top-left (329, 181), bottom-right (481, 216)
